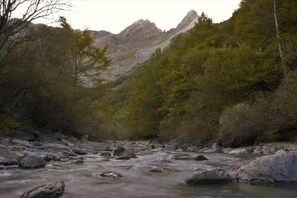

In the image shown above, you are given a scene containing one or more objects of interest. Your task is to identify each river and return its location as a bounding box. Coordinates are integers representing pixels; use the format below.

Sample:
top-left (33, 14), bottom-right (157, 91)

top-left (1, 150), bottom-right (297, 197)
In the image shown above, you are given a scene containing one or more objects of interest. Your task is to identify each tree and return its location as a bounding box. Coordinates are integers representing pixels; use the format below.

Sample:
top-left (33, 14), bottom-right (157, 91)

top-left (273, 0), bottom-right (286, 75)
top-left (58, 17), bottom-right (110, 88)
top-left (0, 0), bottom-right (68, 121)
top-left (124, 49), bottom-right (164, 138)
top-left (0, 0), bottom-right (68, 50)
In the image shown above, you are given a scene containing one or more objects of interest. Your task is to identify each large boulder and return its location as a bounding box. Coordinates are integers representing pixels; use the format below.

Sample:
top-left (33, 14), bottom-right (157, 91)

top-left (113, 147), bottom-right (137, 160)
top-left (21, 181), bottom-right (65, 198)
top-left (113, 147), bottom-right (126, 156)
top-left (238, 151), bottom-right (297, 184)
top-left (72, 148), bottom-right (88, 155)
top-left (20, 154), bottom-right (46, 169)
top-left (185, 168), bottom-right (232, 185)
top-left (0, 144), bottom-right (18, 167)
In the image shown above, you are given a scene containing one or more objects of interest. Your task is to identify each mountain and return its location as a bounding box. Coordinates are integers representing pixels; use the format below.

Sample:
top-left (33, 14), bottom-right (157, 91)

top-left (92, 10), bottom-right (198, 81)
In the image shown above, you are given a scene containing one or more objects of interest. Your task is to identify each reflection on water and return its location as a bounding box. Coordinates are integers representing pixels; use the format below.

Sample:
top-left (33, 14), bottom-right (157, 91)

top-left (1, 152), bottom-right (297, 198)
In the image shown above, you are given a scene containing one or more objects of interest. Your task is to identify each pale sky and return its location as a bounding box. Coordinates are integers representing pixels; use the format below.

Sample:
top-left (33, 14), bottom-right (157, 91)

top-left (28, 0), bottom-right (242, 34)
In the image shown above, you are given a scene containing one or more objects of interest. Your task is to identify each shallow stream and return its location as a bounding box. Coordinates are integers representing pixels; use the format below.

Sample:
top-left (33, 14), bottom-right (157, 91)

top-left (1, 151), bottom-right (297, 197)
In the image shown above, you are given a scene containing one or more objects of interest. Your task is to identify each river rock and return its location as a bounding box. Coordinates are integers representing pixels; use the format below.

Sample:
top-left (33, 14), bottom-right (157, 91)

top-left (212, 143), bottom-right (219, 150)
top-left (0, 144), bottom-right (18, 167)
top-left (72, 148), bottom-right (88, 155)
top-left (20, 154), bottom-right (46, 169)
top-left (195, 155), bottom-right (208, 161)
top-left (228, 148), bottom-right (248, 155)
top-left (113, 146), bottom-right (137, 160)
top-left (21, 180), bottom-right (65, 198)
top-left (115, 155), bottom-right (130, 160)
top-left (113, 147), bottom-right (126, 156)
top-left (185, 168), bottom-right (232, 185)
top-left (0, 144), bottom-right (15, 158)
top-left (238, 152), bottom-right (297, 184)
top-left (172, 154), bottom-right (208, 161)
top-left (100, 151), bottom-right (112, 157)
top-left (43, 154), bottom-right (60, 162)
top-left (103, 146), bottom-right (113, 151)
top-left (99, 171), bottom-right (122, 179)
top-left (38, 144), bottom-right (76, 157)
top-left (0, 156), bottom-right (19, 166)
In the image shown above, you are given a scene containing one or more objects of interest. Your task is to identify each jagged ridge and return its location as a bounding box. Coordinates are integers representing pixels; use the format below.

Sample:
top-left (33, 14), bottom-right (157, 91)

top-left (92, 10), bottom-right (198, 81)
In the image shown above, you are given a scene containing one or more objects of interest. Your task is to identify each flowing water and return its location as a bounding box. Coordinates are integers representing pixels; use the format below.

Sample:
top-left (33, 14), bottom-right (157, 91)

top-left (1, 151), bottom-right (297, 197)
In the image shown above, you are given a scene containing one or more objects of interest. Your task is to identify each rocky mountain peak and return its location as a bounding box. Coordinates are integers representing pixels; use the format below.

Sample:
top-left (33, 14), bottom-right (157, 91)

top-left (119, 19), bottom-right (161, 38)
top-left (116, 19), bottom-right (162, 48)
top-left (93, 9), bottom-right (199, 81)
top-left (176, 9), bottom-right (198, 30)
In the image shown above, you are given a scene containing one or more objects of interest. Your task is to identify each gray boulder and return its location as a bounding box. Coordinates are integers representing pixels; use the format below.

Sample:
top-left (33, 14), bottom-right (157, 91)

top-left (185, 168), bottom-right (232, 185)
top-left (172, 154), bottom-right (208, 161)
top-left (113, 147), bottom-right (126, 156)
top-left (72, 148), bottom-right (88, 155)
top-left (43, 154), bottom-right (60, 162)
top-left (20, 155), bottom-right (46, 169)
top-left (238, 152), bottom-right (297, 184)
top-left (21, 181), bottom-right (65, 198)
top-left (113, 146), bottom-right (137, 160)
top-left (0, 144), bottom-right (18, 167)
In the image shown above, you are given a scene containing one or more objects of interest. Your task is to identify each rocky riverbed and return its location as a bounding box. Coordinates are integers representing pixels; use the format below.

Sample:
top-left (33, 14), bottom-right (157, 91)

top-left (1, 130), bottom-right (297, 197)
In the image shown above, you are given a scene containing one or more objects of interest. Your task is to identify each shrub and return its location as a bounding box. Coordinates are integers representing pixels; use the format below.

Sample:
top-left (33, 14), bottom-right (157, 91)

top-left (219, 71), bottom-right (297, 147)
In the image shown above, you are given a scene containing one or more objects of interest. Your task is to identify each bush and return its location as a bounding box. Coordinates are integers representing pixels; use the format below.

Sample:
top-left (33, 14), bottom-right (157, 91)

top-left (219, 70), bottom-right (297, 147)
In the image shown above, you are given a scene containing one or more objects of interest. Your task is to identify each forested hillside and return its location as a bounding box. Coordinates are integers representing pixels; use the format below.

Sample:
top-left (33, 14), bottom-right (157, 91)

top-left (106, 0), bottom-right (297, 146)
top-left (0, 1), bottom-right (110, 139)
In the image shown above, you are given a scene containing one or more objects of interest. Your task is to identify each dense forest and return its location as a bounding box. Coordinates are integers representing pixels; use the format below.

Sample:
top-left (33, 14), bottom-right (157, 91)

top-left (104, 0), bottom-right (297, 146)
top-left (1, 0), bottom-right (297, 147)
top-left (0, 1), bottom-right (110, 139)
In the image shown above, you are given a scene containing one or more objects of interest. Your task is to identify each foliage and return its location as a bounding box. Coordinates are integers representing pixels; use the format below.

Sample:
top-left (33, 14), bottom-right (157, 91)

top-left (107, 0), bottom-right (297, 145)
top-left (0, 15), bottom-right (110, 138)
top-left (220, 70), bottom-right (297, 147)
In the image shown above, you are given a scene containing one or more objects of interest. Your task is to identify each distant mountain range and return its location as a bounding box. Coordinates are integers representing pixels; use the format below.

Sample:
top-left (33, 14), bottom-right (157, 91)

top-left (91, 10), bottom-right (198, 81)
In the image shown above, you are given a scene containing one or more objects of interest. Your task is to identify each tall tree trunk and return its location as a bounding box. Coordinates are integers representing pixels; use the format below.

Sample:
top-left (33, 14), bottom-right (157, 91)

top-left (273, 0), bottom-right (287, 76)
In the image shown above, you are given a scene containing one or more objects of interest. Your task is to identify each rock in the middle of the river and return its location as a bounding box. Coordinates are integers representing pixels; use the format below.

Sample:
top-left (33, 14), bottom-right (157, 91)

top-left (185, 168), bottom-right (232, 185)
top-left (113, 146), bottom-right (137, 160)
top-left (238, 151), bottom-right (297, 184)
top-left (20, 154), bottom-right (46, 169)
